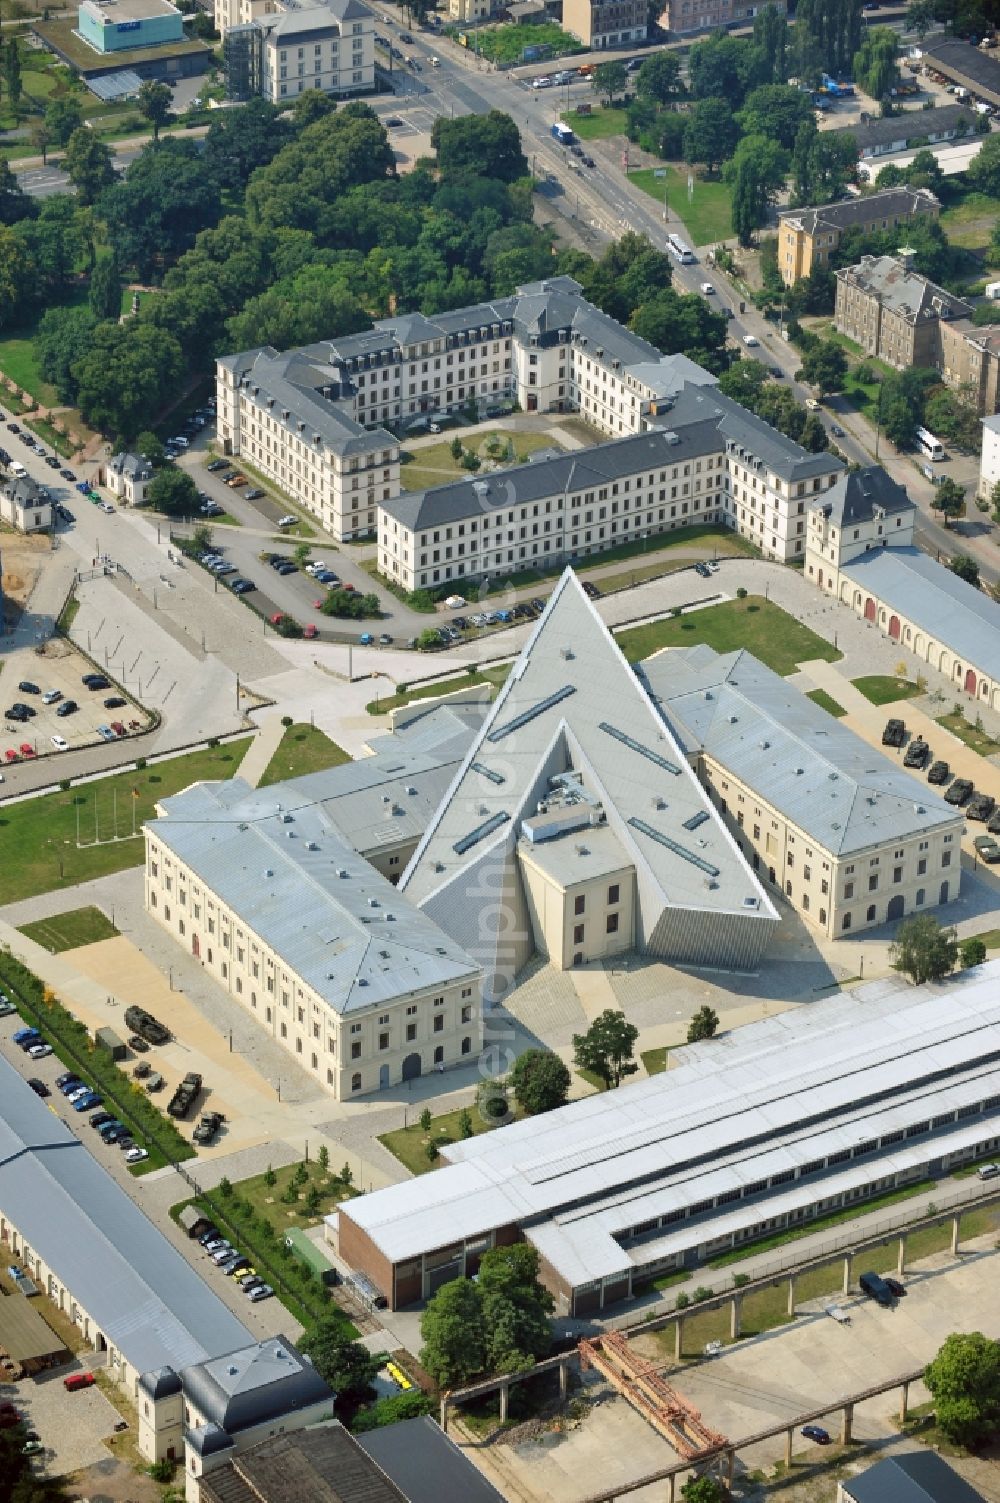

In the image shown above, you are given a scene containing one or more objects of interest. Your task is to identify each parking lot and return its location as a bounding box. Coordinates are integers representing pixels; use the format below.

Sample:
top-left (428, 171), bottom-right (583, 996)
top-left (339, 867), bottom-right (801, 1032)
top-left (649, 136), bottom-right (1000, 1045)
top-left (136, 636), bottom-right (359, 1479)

top-left (1, 1363), bottom-right (122, 1479)
top-left (1, 638), bottom-right (149, 767)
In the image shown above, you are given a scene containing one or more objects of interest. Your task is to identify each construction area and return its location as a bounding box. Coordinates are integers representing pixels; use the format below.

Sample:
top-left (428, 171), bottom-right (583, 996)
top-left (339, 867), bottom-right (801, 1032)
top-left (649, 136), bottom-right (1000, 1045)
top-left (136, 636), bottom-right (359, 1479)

top-left (579, 1333), bottom-right (727, 1463)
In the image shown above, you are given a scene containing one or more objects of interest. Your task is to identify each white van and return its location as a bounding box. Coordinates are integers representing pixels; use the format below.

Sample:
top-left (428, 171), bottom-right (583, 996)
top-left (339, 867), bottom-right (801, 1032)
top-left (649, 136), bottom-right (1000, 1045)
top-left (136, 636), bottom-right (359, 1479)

top-left (9, 461), bottom-right (27, 478)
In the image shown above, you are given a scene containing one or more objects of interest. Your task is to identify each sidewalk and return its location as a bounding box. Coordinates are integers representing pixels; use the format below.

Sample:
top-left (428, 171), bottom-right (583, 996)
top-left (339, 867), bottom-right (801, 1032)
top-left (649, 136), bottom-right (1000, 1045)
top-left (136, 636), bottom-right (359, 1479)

top-left (235, 715), bottom-right (283, 787)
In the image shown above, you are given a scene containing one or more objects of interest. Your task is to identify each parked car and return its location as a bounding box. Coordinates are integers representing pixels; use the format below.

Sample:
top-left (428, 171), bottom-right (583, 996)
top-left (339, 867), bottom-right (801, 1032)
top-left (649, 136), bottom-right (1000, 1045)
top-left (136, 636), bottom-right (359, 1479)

top-left (193, 1110), bottom-right (225, 1144)
top-left (125, 1147), bottom-right (149, 1164)
top-left (89, 1112), bottom-right (114, 1129)
top-left (248, 1284), bottom-right (274, 1302)
top-left (27, 1043), bottom-right (52, 1059)
top-left (82, 674), bottom-right (110, 690)
top-left (56, 700), bottom-right (78, 717)
top-left (104, 696), bottom-right (127, 709)
top-left (17, 681), bottom-right (39, 695)
top-left (801, 1425), bottom-right (830, 1444)
top-left (230, 578), bottom-right (255, 594)
top-left (145, 1072), bottom-right (165, 1093)
top-left (927, 760), bottom-right (949, 785)
top-left (977, 1162), bottom-right (1000, 1180)
top-left (245, 487), bottom-right (264, 499)
top-left (56, 1072), bottom-right (80, 1090)
top-left (63, 1373), bottom-right (96, 1392)
top-left (42, 689), bottom-right (62, 705)
top-left (73, 1091), bottom-right (104, 1111)
top-left (27, 1078), bottom-right (50, 1098)
top-left (859, 1270), bottom-right (895, 1306)
top-left (277, 514), bottom-right (297, 527)
top-left (945, 777), bottom-right (974, 806)
top-left (883, 1277), bottom-right (906, 1298)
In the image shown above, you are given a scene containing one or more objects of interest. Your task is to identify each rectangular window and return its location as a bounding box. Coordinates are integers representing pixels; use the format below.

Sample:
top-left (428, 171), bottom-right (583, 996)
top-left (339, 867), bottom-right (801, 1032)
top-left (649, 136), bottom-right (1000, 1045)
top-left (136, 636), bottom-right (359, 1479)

top-left (574, 894), bottom-right (585, 916)
top-left (573, 923), bottom-right (585, 944)
top-left (608, 883), bottom-right (620, 905)
top-left (606, 912), bottom-right (619, 934)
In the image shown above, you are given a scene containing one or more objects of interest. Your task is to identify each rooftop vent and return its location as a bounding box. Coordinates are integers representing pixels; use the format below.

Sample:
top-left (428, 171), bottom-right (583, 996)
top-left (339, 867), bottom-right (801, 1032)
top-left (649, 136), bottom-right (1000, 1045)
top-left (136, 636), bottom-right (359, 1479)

top-left (264, 868), bottom-right (273, 877)
top-left (306, 841), bottom-right (319, 851)
top-left (795, 767), bottom-right (804, 776)
top-left (386, 912), bottom-right (396, 921)
top-left (368, 897), bottom-right (380, 908)
top-left (742, 896), bottom-right (759, 909)
top-left (434, 861), bottom-right (445, 872)
top-left (337, 868), bottom-right (349, 878)
top-left (560, 647), bottom-right (574, 660)
top-left (829, 772), bottom-right (839, 781)
top-left (652, 796), bottom-right (666, 810)
top-left (357, 977), bottom-right (368, 986)
top-left (575, 843), bottom-right (589, 856)
top-left (382, 794), bottom-right (391, 804)
top-left (729, 715), bottom-right (738, 724)
top-left (759, 740), bottom-right (770, 750)
top-left (406, 786), bottom-right (418, 795)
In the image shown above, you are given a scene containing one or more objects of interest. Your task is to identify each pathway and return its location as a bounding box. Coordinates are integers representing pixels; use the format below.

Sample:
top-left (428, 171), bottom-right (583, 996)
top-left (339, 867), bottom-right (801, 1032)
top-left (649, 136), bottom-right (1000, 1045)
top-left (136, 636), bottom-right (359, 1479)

top-left (235, 714), bottom-right (285, 788)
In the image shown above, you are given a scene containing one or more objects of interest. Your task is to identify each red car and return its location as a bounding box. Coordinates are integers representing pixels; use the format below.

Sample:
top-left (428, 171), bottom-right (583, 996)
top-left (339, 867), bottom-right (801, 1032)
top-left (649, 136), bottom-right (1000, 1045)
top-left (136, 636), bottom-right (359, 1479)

top-left (5, 749), bottom-right (18, 763)
top-left (64, 1372), bottom-right (95, 1391)
top-left (19, 744), bottom-right (35, 759)
top-left (303, 624), bottom-right (318, 639)
top-left (312, 599), bottom-right (325, 610)
top-left (110, 722), bottom-right (126, 737)
top-left (269, 613), bottom-right (284, 626)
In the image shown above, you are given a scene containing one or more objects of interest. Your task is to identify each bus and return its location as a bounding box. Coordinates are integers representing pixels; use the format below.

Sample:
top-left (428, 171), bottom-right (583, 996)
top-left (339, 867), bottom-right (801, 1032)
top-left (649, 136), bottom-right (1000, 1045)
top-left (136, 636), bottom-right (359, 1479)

top-left (915, 426), bottom-right (945, 461)
top-left (551, 121), bottom-right (575, 146)
top-left (666, 233), bottom-right (695, 265)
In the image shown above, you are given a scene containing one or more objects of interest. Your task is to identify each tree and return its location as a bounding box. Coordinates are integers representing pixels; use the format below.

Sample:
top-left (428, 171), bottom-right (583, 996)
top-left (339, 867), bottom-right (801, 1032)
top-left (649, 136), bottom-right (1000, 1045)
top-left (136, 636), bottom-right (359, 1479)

top-left (935, 476), bottom-right (965, 527)
top-left (949, 554), bottom-right (980, 588)
top-left (794, 0), bottom-right (862, 76)
top-left (73, 320), bottom-right (183, 439)
top-left (136, 430), bottom-right (167, 466)
top-left (738, 85), bottom-right (814, 150)
top-left (925, 1332), bottom-right (1000, 1447)
top-left (4, 40), bottom-right (22, 116)
top-left (681, 1479), bottom-right (727, 1503)
top-left (102, 138), bottom-right (221, 279)
top-left (202, 97), bottom-right (291, 190)
top-left (687, 1006), bottom-right (719, 1042)
top-left (299, 1313), bottom-right (380, 1406)
top-left (683, 98), bottom-right (739, 175)
top-left (430, 111), bottom-right (527, 183)
top-left (476, 1074), bottom-right (510, 1125)
top-left (420, 1277), bottom-right (486, 1387)
top-left (146, 467), bottom-right (198, 517)
top-left (89, 252), bottom-right (121, 321)
top-left (64, 127), bottom-right (115, 206)
top-left (419, 1107), bottom-right (432, 1131)
top-left (0, 156), bottom-right (34, 228)
top-left (318, 1143), bottom-right (329, 1171)
top-left (138, 80), bottom-right (173, 141)
top-left (0, 225), bottom-right (37, 331)
top-left (801, 339), bottom-right (848, 394)
top-left (636, 50), bottom-right (683, 105)
top-left (853, 26), bottom-right (900, 104)
top-left (29, 121), bottom-right (51, 166)
top-left (478, 1244), bottom-right (553, 1374)
top-left (458, 1108), bottom-right (474, 1139)
top-left (726, 136), bottom-right (788, 246)
top-left (592, 60), bottom-right (627, 106)
top-left (509, 1048), bottom-right (571, 1115)
top-left (688, 32), bottom-right (759, 106)
top-left (629, 286), bottom-right (726, 357)
top-left (905, 0), bottom-right (936, 37)
top-left (889, 914), bottom-right (958, 985)
top-left (35, 304), bottom-right (96, 404)
top-left (753, 3), bottom-right (788, 84)
top-left (572, 1009), bottom-right (639, 1090)
top-left (45, 95), bottom-right (84, 147)
top-left (960, 936), bottom-right (987, 969)
top-left (968, 131), bottom-right (1000, 197)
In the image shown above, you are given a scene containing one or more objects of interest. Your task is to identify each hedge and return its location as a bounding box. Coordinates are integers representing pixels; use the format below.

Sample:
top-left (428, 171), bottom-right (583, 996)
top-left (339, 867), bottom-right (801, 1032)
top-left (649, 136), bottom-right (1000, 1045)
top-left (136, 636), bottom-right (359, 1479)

top-left (0, 949), bottom-right (195, 1170)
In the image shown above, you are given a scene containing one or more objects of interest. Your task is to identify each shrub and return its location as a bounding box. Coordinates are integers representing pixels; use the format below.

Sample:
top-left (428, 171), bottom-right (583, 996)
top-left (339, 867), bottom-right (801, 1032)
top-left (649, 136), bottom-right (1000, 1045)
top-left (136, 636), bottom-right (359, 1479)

top-left (135, 757), bottom-right (146, 771)
top-left (281, 715), bottom-right (293, 727)
top-left (675, 1291), bottom-right (690, 1310)
top-left (692, 1286), bottom-right (714, 1303)
top-left (351, 1391), bottom-right (436, 1432)
top-left (733, 1272), bottom-right (750, 1288)
top-left (736, 586), bottom-right (748, 599)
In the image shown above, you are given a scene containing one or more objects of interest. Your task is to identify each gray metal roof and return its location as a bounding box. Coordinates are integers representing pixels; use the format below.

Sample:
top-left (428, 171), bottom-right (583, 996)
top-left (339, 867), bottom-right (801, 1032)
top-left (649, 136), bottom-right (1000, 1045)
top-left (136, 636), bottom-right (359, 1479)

top-left (840, 545), bottom-right (1000, 679)
top-left (778, 186), bottom-right (939, 240)
top-left (653, 383), bottom-right (845, 483)
top-left (832, 104), bottom-right (978, 151)
top-left (343, 959), bottom-right (1000, 1284)
top-left (235, 349), bottom-right (393, 459)
top-left (110, 451), bottom-right (153, 480)
top-left (262, 0), bottom-right (372, 34)
top-left (402, 569), bottom-right (777, 923)
top-left (835, 254), bottom-right (972, 324)
top-left (358, 1417), bottom-right (507, 1503)
top-left (381, 421), bottom-right (723, 533)
top-left (642, 644), bottom-right (961, 855)
top-left (811, 465), bottom-right (915, 529)
top-left (843, 1454), bottom-right (987, 1503)
top-left (921, 37), bottom-right (1000, 97)
top-left (0, 1053), bottom-right (251, 1376)
top-left (181, 1336), bottom-right (330, 1435)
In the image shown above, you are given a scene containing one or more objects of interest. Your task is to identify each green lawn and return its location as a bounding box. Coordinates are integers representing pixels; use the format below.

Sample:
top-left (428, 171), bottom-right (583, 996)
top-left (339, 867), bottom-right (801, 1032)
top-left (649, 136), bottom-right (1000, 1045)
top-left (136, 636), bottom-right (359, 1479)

top-left (852, 675), bottom-right (922, 705)
top-left (380, 1102), bottom-right (522, 1175)
top-left (221, 1158), bottom-right (357, 1230)
top-left (564, 107), bottom-right (628, 140)
top-left (0, 329), bottom-right (60, 409)
top-left (806, 688), bottom-right (847, 718)
top-left (640, 1043), bottom-right (683, 1075)
top-left (18, 906), bottom-right (119, 953)
top-left (940, 190), bottom-right (1000, 254)
top-left (400, 430), bottom-right (563, 493)
top-left (257, 723), bottom-right (350, 787)
top-left (936, 710), bottom-right (1000, 757)
top-left (367, 665), bottom-right (510, 716)
top-left (615, 597), bottom-right (842, 676)
top-left (465, 20), bottom-right (581, 63)
top-left (0, 738), bottom-right (251, 905)
top-left (628, 165), bottom-right (732, 246)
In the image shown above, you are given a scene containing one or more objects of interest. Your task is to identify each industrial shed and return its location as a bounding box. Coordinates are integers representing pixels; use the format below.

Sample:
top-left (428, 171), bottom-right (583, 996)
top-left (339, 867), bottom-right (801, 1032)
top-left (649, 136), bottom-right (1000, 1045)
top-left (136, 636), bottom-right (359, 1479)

top-left (0, 1294), bottom-right (70, 1376)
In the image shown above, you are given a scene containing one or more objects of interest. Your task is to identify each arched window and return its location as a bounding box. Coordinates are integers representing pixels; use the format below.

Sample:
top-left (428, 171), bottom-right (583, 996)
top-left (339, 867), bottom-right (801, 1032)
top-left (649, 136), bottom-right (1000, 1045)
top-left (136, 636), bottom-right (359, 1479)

top-left (351, 1073), bottom-right (362, 1092)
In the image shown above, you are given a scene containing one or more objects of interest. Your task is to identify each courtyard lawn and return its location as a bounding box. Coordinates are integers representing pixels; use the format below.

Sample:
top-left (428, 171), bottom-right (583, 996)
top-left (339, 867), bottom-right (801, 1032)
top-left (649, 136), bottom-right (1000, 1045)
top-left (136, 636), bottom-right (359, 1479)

top-left (564, 107), bottom-right (628, 140)
top-left (366, 664), bottom-right (510, 716)
top-left (0, 328), bottom-right (60, 409)
top-left (257, 723), bottom-right (350, 787)
top-left (221, 1158), bottom-right (357, 1230)
top-left (936, 710), bottom-right (1000, 757)
top-left (380, 1102), bottom-right (523, 1175)
top-left (640, 1043), bottom-right (683, 1075)
top-left (806, 688), bottom-right (847, 718)
top-left (940, 191), bottom-right (1000, 256)
top-left (0, 738), bottom-right (251, 905)
top-left (614, 597), bottom-right (842, 677)
top-left (18, 906), bottom-right (119, 953)
top-left (399, 430), bottom-right (564, 493)
top-left (467, 21), bottom-right (582, 63)
top-left (628, 166), bottom-right (732, 246)
top-left (852, 675), bottom-right (922, 705)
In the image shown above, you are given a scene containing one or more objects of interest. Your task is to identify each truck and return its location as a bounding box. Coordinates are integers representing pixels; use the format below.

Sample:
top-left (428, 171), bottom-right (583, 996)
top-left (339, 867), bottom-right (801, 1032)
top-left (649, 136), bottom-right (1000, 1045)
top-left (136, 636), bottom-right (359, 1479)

top-left (167, 1071), bottom-right (202, 1119)
top-left (552, 121), bottom-right (575, 146)
top-left (986, 281), bottom-right (1000, 300)
top-left (95, 1026), bottom-right (126, 1062)
top-left (820, 74), bottom-right (855, 97)
top-left (124, 1005), bottom-right (170, 1046)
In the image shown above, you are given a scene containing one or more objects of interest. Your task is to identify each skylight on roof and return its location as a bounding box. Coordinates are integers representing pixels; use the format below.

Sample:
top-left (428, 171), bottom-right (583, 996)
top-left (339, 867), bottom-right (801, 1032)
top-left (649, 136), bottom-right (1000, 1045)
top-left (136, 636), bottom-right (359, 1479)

top-left (682, 811), bottom-right (710, 832)
top-left (487, 685), bottom-right (576, 742)
top-left (628, 817), bottom-right (721, 877)
top-left (453, 811), bottom-right (511, 856)
top-left (599, 722), bottom-right (682, 776)
top-left (471, 761), bottom-right (506, 785)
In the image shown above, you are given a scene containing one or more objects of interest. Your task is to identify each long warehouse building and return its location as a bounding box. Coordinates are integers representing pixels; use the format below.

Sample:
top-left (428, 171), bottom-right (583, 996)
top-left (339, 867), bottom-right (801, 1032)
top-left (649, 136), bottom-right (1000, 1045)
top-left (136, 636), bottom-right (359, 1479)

top-left (332, 960), bottom-right (1000, 1314)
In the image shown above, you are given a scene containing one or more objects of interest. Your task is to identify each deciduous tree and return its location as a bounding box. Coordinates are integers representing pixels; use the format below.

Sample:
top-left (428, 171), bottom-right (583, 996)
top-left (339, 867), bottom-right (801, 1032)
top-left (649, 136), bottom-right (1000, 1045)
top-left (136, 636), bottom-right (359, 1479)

top-left (137, 80), bottom-right (173, 141)
top-left (509, 1048), bottom-right (571, 1115)
top-left (960, 936), bottom-right (987, 969)
top-left (683, 98), bottom-right (739, 175)
top-left (687, 1006), bottom-right (719, 1042)
top-left (889, 914), bottom-right (958, 986)
top-left (636, 50), bottom-right (683, 104)
top-left (45, 95), bottom-right (83, 147)
top-left (572, 1009), bottom-right (639, 1089)
top-left (63, 127), bottom-right (115, 206)
top-left (146, 468), bottom-right (198, 517)
top-left (934, 475), bottom-right (965, 526)
top-left (419, 1277), bottom-right (486, 1388)
top-left (431, 110), bottom-right (527, 182)
top-left (925, 1332), bottom-right (1000, 1446)
top-left (593, 60), bottom-right (627, 106)
top-left (299, 1314), bottom-right (380, 1407)
top-left (948, 554), bottom-right (980, 588)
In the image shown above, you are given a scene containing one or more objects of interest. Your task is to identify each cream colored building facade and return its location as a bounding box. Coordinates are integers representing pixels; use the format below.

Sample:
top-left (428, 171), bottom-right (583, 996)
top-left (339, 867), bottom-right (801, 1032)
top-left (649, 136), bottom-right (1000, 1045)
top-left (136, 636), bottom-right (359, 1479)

top-left (562, 0), bottom-right (646, 48)
top-left (980, 413), bottom-right (1000, 501)
top-left (645, 644), bottom-right (965, 939)
top-left (520, 828), bottom-right (636, 970)
top-left (258, 0), bottom-right (375, 102)
top-left (777, 187), bottom-right (939, 287)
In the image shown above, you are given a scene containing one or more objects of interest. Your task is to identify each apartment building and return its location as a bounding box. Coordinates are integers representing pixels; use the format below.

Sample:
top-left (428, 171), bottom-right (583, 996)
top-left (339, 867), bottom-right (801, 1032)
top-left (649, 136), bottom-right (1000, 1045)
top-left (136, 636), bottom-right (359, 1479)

top-left (939, 318), bottom-right (1000, 415)
top-left (562, 0), bottom-right (646, 48)
top-left (777, 187), bottom-right (939, 287)
top-left (657, 0), bottom-right (783, 38)
top-left (378, 383), bottom-right (844, 589)
top-left (644, 643), bottom-right (963, 939)
top-left (215, 277), bottom-right (720, 540)
top-left (0, 473), bottom-right (51, 533)
top-left (219, 0), bottom-right (374, 102)
top-left (805, 465), bottom-right (916, 594)
top-left (979, 411), bottom-right (1000, 501)
top-left (834, 251), bottom-right (972, 370)
top-left (106, 451), bottom-right (154, 507)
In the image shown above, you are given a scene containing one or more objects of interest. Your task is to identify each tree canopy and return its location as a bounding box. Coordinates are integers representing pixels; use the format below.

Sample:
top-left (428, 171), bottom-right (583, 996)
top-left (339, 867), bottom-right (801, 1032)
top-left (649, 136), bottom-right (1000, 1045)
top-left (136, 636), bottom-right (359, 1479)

top-left (683, 98), bottom-right (740, 175)
top-left (572, 1009), bottom-right (639, 1090)
top-left (299, 1314), bottom-right (380, 1412)
top-left (889, 914), bottom-right (958, 986)
top-left (925, 1332), bottom-right (1000, 1447)
top-left (509, 1048), bottom-right (571, 1115)
top-left (430, 110), bottom-right (527, 183)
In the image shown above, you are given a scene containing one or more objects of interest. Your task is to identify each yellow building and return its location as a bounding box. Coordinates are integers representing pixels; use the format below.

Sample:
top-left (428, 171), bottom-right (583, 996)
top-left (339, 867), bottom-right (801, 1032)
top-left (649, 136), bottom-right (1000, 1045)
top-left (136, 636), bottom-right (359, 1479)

top-left (777, 187), bottom-right (939, 287)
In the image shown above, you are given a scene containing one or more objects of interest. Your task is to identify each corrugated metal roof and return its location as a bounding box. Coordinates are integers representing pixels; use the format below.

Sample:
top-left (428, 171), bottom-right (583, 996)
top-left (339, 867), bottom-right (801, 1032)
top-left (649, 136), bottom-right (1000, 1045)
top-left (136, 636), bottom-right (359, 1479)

top-left (0, 1055), bottom-right (251, 1375)
top-left (343, 960), bottom-right (1000, 1282)
top-left (642, 645), bottom-right (962, 854)
top-left (844, 1453), bottom-right (988, 1503)
top-left (840, 545), bottom-right (1000, 679)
